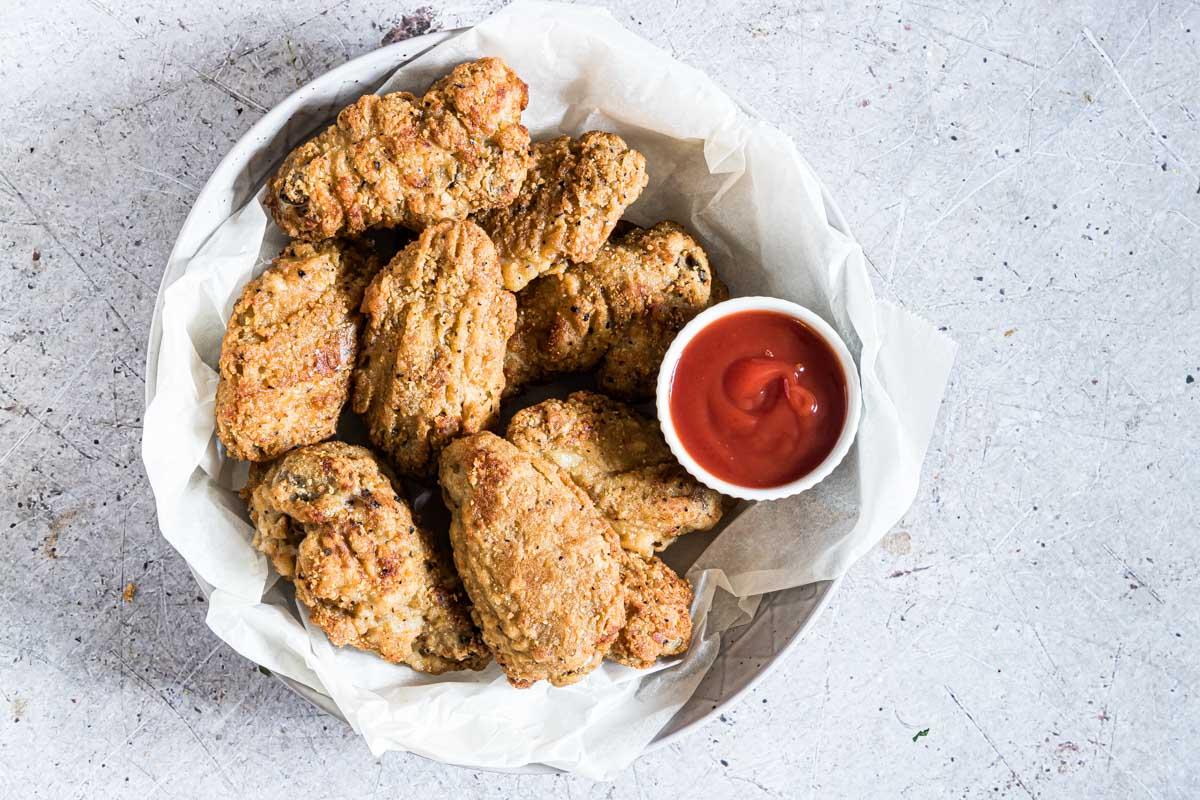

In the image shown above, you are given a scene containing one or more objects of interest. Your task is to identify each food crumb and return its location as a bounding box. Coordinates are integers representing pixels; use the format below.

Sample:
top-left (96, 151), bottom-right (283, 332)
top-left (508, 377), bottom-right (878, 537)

top-left (882, 531), bottom-right (912, 555)
top-left (31, 249), bottom-right (40, 262)
top-left (382, 6), bottom-right (436, 45)
top-left (1003, 328), bottom-right (1016, 337)
top-left (122, 582), bottom-right (137, 603)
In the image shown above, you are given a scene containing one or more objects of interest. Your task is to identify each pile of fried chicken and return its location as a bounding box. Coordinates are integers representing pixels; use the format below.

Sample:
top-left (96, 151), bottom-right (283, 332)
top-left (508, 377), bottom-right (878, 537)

top-left (216, 57), bottom-right (731, 688)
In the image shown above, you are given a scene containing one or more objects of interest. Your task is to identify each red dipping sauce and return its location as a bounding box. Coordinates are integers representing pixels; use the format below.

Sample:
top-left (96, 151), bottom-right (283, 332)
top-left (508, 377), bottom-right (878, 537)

top-left (668, 310), bottom-right (848, 488)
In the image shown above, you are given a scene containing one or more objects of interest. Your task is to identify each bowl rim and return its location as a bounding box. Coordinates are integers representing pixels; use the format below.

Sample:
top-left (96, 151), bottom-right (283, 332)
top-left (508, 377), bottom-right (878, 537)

top-left (142, 26), bottom-right (850, 774)
top-left (656, 297), bottom-right (863, 502)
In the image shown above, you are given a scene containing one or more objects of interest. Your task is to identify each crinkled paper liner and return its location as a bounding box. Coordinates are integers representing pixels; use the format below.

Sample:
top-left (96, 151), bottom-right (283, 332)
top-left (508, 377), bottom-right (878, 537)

top-left (142, 0), bottom-right (956, 780)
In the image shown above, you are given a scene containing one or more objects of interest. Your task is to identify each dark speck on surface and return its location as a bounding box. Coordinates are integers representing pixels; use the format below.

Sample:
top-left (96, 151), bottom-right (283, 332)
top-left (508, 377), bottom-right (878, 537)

top-left (382, 6), bottom-right (437, 45)
top-left (1187, 375), bottom-right (1194, 384)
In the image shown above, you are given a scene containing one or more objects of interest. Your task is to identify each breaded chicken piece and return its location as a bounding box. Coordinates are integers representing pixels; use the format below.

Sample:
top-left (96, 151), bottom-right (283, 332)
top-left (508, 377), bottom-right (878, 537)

top-left (352, 220), bottom-right (516, 477)
top-left (475, 132), bottom-right (648, 291)
top-left (243, 442), bottom-right (489, 673)
top-left (505, 221), bottom-right (728, 400)
top-left (439, 433), bottom-right (625, 688)
top-left (507, 391), bottom-right (727, 556)
top-left (216, 240), bottom-right (381, 462)
top-left (610, 550), bottom-right (693, 669)
top-left (266, 57), bottom-right (531, 241)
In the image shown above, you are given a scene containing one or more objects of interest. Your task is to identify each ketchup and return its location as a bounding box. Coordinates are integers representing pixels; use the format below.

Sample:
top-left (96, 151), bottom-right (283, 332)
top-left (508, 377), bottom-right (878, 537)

top-left (668, 310), bottom-right (848, 488)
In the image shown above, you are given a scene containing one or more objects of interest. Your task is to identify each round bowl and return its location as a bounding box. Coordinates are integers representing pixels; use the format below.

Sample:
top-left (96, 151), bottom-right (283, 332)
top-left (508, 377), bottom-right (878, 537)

top-left (145, 27), bottom-right (853, 772)
top-left (657, 296), bottom-right (863, 502)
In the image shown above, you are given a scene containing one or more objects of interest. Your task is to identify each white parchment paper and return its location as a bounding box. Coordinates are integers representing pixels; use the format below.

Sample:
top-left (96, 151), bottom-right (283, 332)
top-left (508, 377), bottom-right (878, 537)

top-left (142, 1), bottom-right (956, 780)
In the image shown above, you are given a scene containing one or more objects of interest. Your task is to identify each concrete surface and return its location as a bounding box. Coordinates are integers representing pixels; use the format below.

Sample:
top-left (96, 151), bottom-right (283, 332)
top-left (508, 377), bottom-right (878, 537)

top-left (1, 0), bottom-right (1197, 797)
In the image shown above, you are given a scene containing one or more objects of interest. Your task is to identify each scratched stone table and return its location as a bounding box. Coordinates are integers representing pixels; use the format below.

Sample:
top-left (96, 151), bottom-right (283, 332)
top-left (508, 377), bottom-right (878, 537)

top-left (1, 1), bottom-right (1197, 797)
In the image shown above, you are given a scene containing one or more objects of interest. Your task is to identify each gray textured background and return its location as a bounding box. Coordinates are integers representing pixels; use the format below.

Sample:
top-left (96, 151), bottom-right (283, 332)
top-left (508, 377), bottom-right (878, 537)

top-left (1, 1), bottom-right (1197, 797)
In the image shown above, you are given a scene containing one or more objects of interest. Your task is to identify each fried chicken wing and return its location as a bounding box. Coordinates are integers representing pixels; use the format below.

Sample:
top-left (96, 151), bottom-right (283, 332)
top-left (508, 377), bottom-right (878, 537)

top-left (216, 240), bottom-right (381, 462)
top-left (610, 550), bottom-right (693, 669)
top-left (475, 132), bottom-right (648, 291)
top-left (439, 433), bottom-right (625, 688)
top-left (507, 391), bottom-right (727, 556)
top-left (505, 221), bottom-right (728, 400)
top-left (243, 442), bottom-right (489, 673)
top-left (352, 220), bottom-right (516, 477)
top-left (266, 57), bottom-right (531, 241)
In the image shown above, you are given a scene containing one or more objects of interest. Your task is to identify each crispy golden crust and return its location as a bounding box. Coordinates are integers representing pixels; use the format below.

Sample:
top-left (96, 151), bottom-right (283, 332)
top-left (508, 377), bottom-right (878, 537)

top-left (352, 220), bottom-right (516, 478)
top-left (266, 58), bottom-right (532, 240)
top-left (504, 221), bottom-right (727, 400)
top-left (243, 442), bottom-right (489, 673)
top-left (475, 132), bottom-right (648, 291)
top-left (506, 391), bottom-right (727, 556)
top-left (438, 433), bottom-right (625, 688)
top-left (609, 551), bottom-right (693, 669)
top-left (216, 240), bottom-right (381, 462)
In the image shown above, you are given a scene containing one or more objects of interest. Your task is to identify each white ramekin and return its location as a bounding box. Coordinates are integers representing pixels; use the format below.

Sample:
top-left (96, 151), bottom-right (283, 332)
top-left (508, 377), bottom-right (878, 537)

top-left (656, 296), bottom-right (862, 501)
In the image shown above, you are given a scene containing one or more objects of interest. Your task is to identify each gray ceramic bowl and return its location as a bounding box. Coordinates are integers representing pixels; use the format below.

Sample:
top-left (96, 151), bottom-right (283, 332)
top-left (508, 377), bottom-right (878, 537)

top-left (144, 28), bottom-right (843, 773)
